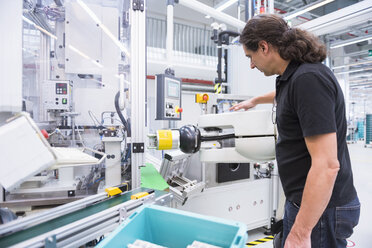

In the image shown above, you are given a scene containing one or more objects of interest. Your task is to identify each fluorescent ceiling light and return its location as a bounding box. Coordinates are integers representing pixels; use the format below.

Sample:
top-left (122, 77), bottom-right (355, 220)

top-left (22, 16), bottom-right (57, 40)
top-left (284, 0), bottom-right (335, 20)
top-left (349, 78), bottom-right (372, 83)
top-left (349, 72), bottom-right (372, 78)
top-left (77, 0), bottom-right (130, 58)
top-left (332, 60), bottom-right (372, 70)
top-left (335, 67), bottom-right (372, 75)
top-left (330, 34), bottom-right (372, 49)
top-left (350, 81), bottom-right (372, 87)
top-left (216, 0), bottom-right (238, 12)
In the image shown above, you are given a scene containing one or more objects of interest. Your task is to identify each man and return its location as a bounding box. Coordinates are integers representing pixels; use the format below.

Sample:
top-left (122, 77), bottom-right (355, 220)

top-left (230, 14), bottom-right (360, 248)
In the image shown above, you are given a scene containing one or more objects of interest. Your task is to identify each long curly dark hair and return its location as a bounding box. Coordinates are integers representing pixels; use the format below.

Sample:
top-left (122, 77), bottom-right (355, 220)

top-left (240, 14), bottom-right (327, 63)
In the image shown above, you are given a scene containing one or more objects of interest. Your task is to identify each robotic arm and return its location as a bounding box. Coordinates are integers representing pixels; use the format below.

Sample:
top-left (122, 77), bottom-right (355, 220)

top-left (148, 110), bottom-right (276, 162)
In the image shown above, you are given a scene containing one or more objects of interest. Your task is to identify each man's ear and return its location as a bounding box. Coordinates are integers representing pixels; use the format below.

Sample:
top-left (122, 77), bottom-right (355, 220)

top-left (258, 40), bottom-right (269, 54)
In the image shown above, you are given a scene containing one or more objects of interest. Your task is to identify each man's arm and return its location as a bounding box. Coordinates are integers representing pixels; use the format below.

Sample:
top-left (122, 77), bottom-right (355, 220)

top-left (284, 132), bottom-right (340, 248)
top-left (229, 90), bottom-right (275, 111)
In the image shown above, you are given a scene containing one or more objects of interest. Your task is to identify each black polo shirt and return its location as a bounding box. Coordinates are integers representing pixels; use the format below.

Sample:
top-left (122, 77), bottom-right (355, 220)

top-left (275, 60), bottom-right (357, 207)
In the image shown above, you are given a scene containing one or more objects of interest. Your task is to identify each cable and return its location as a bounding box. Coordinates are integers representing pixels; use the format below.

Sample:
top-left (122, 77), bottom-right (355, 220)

top-left (114, 91), bottom-right (131, 137)
top-left (101, 117), bottom-right (123, 125)
top-left (75, 126), bottom-right (85, 147)
top-left (200, 133), bottom-right (235, 141)
top-left (88, 110), bottom-right (100, 127)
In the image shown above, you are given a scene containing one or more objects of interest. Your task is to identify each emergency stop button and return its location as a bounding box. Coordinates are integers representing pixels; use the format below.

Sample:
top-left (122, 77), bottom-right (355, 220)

top-left (175, 106), bottom-right (183, 113)
top-left (196, 93), bottom-right (209, 103)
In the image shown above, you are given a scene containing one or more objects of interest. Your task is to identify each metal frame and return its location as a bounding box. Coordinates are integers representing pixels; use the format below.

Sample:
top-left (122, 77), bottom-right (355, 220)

top-left (130, 0), bottom-right (147, 189)
top-left (0, 192), bottom-right (107, 237)
top-left (178, 0), bottom-right (246, 30)
top-left (0, 190), bottom-right (171, 248)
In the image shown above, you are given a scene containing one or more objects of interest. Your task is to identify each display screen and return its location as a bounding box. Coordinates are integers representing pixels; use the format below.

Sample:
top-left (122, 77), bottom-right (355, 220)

top-left (56, 83), bottom-right (68, 95)
top-left (167, 79), bottom-right (180, 98)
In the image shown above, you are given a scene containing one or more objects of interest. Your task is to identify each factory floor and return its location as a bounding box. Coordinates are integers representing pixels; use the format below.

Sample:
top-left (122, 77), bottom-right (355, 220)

top-left (246, 142), bottom-right (372, 248)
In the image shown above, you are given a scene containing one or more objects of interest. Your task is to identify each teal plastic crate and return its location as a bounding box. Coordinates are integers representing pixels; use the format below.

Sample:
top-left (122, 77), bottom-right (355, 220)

top-left (97, 205), bottom-right (248, 248)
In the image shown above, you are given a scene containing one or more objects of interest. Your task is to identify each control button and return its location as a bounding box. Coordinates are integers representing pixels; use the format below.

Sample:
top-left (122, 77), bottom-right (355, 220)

top-left (62, 98), bottom-right (67, 104)
top-left (175, 106), bottom-right (183, 113)
top-left (195, 93), bottom-right (209, 103)
top-left (56, 98), bottom-right (59, 100)
top-left (41, 129), bottom-right (49, 139)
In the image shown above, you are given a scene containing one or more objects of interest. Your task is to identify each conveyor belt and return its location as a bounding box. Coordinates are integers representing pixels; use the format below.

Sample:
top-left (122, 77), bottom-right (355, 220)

top-left (0, 188), bottom-right (167, 247)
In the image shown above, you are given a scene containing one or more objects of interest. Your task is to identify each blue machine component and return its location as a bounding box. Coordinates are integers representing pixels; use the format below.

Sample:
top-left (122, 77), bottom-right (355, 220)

top-left (357, 120), bottom-right (364, 140)
top-left (366, 114), bottom-right (372, 146)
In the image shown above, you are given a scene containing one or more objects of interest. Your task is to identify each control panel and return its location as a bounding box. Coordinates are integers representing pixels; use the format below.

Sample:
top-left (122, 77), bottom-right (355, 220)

top-left (42, 80), bottom-right (72, 111)
top-left (155, 74), bottom-right (182, 120)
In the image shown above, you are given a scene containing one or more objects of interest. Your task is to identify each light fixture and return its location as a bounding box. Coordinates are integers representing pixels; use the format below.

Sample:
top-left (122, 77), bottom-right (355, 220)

top-left (76, 0), bottom-right (130, 58)
top-left (22, 16), bottom-right (58, 40)
top-left (330, 34), bottom-right (372, 49)
top-left (284, 0), bottom-right (335, 20)
top-left (335, 67), bottom-right (372, 75)
top-left (350, 81), bottom-right (372, 87)
top-left (349, 72), bottom-right (372, 79)
top-left (332, 60), bottom-right (372, 70)
top-left (216, 0), bottom-right (238, 12)
top-left (349, 78), bottom-right (372, 84)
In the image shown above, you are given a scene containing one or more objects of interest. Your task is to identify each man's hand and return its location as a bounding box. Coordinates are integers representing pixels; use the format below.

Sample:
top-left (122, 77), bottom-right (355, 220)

top-left (229, 91), bottom-right (276, 111)
top-left (284, 231), bottom-right (311, 248)
top-left (229, 98), bottom-right (257, 111)
top-left (284, 223), bottom-right (311, 248)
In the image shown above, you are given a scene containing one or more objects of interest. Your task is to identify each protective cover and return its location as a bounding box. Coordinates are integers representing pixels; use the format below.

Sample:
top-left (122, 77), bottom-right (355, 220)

top-left (0, 113), bottom-right (55, 191)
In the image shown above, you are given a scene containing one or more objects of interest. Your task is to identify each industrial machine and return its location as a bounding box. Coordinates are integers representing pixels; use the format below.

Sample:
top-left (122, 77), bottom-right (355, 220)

top-left (149, 96), bottom-right (280, 230)
top-left (0, 0), bottom-right (280, 245)
top-left (0, 0), bottom-right (146, 211)
top-left (149, 110), bottom-right (276, 159)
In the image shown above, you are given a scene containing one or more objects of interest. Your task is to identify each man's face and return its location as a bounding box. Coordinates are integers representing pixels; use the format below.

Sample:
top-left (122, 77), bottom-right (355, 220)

top-left (243, 44), bottom-right (275, 76)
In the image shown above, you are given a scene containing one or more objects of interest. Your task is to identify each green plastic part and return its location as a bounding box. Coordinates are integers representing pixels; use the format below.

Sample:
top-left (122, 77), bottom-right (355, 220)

top-left (141, 163), bottom-right (169, 191)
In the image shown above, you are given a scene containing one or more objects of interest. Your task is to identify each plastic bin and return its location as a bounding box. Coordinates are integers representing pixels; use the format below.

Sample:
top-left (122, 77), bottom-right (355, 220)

top-left (97, 205), bottom-right (248, 248)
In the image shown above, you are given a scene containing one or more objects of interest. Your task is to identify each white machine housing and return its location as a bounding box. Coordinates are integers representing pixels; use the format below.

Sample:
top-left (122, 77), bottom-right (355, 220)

top-left (174, 108), bottom-right (280, 231)
top-left (199, 110), bottom-right (276, 163)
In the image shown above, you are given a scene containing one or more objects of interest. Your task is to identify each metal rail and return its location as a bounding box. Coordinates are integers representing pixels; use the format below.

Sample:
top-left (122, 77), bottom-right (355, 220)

top-left (0, 190), bottom-right (171, 248)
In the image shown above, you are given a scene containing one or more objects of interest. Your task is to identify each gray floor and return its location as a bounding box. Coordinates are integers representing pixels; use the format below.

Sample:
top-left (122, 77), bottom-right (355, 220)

top-left (247, 142), bottom-right (372, 247)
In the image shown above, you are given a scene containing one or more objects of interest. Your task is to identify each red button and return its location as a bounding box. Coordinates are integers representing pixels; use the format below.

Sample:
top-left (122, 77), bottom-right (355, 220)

top-left (178, 108), bottom-right (183, 113)
top-left (203, 94), bottom-right (208, 101)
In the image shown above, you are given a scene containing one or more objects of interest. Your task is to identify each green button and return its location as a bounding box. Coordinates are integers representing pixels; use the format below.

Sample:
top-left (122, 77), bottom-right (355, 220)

top-left (62, 98), bottom-right (67, 104)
